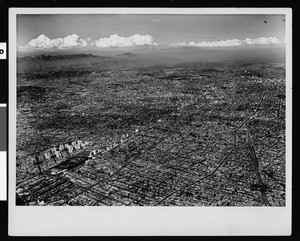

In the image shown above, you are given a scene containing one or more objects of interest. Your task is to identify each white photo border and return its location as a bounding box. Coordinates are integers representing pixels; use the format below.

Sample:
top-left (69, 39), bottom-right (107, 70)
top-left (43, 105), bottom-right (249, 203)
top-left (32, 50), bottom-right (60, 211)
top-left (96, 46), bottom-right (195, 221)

top-left (9, 8), bottom-right (292, 236)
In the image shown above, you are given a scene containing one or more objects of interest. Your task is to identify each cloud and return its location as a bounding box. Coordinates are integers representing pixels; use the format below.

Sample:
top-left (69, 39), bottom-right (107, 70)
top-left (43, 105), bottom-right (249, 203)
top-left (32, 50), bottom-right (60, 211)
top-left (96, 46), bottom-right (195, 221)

top-left (172, 37), bottom-right (282, 48)
top-left (22, 34), bottom-right (89, 49)
top-left (243, 37), bottom-right (281, 45)
top-left (153, 19), bottom-right (161, 22)
top-left (20, 34), bottom-right (282, 50)
top-left (92, 34), bottom-right (158, 48)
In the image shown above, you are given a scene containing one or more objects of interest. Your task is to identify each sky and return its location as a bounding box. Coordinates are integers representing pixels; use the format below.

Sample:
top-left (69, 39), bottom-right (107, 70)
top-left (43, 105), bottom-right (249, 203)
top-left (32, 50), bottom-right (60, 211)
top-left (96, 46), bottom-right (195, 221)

top-left (17, 14), bottom-right (286, 51)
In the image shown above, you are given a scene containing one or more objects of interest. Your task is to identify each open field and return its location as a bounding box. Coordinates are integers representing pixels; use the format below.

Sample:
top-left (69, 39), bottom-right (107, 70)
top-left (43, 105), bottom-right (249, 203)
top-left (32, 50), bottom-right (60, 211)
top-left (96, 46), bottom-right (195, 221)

top-left (16, 54), bottom-right (285, 206)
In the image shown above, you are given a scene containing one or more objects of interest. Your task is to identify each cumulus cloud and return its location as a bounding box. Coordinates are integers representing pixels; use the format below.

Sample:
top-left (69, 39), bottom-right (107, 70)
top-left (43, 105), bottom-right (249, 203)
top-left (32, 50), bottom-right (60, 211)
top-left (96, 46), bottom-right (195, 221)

top-left (243, 37), bottom-right (281, 45)
top-left (92, 34), bottom-right (158, 48)
top-left (22, 34), bottom-right (89, 49)
top-left (20, 34), bottom-right (282, 50)
top-left (173, 37), bottom-right (282, 48)
top-left (21, 33), bottom-right (158, 49)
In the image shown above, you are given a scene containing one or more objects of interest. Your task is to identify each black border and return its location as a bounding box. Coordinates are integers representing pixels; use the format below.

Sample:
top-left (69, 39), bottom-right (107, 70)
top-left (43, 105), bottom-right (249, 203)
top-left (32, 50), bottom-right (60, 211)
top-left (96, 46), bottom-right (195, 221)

top-left (0, 0), bottom-right (295, 240)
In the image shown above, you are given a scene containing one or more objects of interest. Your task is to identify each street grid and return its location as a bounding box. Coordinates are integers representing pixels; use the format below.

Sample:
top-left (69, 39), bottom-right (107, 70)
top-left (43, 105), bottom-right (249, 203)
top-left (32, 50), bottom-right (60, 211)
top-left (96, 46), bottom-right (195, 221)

top-left (16, 62), bottom-right (286, 206)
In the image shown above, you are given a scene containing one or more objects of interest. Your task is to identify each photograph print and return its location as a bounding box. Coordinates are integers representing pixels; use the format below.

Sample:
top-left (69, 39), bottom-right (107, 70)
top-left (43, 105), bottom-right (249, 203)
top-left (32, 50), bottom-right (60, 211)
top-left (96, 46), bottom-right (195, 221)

top-left (15, 12), bottom-right (288, 207)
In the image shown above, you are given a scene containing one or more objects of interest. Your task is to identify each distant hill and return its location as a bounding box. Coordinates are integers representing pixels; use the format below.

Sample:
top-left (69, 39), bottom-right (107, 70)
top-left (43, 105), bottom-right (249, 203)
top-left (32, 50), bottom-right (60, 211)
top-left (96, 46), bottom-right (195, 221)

top-left (16, 53), bottom-right (145, 77)
top-left (18, 53), bottom-right (101, 62)
top-left (17, 46), bottom-right (285, 74)
top-left (118, 52), bottom-right (137, 58)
